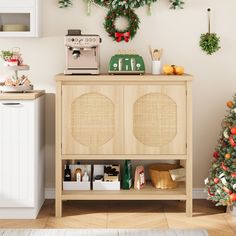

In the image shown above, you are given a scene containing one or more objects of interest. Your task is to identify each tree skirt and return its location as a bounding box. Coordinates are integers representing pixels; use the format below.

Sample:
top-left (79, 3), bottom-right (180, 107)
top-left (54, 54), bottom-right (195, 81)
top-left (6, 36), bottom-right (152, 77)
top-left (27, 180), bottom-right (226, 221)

top-left (0, 229), bottom-right (208, 236)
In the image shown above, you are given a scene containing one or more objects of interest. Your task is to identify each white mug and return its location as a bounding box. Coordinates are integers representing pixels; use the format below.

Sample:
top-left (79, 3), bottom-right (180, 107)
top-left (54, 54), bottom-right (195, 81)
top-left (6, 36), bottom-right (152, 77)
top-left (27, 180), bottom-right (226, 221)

top-left (152, 60), bottom-right (161, 75)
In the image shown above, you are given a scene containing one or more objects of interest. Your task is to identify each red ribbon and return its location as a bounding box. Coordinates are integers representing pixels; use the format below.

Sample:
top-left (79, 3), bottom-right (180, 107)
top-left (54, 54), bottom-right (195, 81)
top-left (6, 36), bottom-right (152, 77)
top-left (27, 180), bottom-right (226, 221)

top-left (115, 32), bottom-right (130, 42)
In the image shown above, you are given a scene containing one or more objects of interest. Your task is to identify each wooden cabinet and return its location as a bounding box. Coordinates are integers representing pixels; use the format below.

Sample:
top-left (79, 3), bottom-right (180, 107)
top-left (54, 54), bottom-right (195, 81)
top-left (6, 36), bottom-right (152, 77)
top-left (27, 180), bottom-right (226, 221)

top-left (0, 0), bottom-right (41, 37)
top-left (62, 85), bottom-right (123, 154)
top-left (124, 85), bottom-right (186, 155)
top-left (0, 91), bottom-right (45, 219)
top-left (55, 75), bottom-right (193, 217)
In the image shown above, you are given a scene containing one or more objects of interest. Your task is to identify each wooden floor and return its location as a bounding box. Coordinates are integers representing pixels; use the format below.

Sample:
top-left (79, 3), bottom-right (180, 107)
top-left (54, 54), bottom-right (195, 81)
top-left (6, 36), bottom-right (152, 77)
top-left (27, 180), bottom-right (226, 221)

top-left (0, 200), bottom-right (235, 236)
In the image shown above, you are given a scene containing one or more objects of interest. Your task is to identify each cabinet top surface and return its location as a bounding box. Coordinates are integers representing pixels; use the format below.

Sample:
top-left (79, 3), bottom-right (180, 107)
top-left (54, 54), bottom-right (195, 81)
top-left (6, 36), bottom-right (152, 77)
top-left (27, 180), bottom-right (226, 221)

top-left (55, 74), bottom-right (193, 82)
top-left (0, 90), bottom-right (45, 100)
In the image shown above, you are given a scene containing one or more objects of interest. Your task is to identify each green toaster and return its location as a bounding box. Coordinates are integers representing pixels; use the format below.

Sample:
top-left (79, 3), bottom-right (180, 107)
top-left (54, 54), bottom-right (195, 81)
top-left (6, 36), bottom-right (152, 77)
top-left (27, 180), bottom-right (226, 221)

top-left (108, 54), bottom-right (145, 74)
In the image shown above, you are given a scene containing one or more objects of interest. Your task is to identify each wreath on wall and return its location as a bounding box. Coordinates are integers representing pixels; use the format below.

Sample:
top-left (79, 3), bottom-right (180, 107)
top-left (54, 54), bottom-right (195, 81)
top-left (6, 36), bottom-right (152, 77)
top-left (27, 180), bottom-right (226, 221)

top-left (104, 8), bottom-right (140, 42)
top-left (58, 0), bottom-right (185, 42)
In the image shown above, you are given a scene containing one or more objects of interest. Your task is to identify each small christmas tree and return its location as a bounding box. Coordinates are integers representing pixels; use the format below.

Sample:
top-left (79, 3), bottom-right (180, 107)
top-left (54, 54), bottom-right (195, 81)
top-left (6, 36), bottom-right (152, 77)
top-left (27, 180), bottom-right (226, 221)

top-left (205, 94), bottom-right (236, 206)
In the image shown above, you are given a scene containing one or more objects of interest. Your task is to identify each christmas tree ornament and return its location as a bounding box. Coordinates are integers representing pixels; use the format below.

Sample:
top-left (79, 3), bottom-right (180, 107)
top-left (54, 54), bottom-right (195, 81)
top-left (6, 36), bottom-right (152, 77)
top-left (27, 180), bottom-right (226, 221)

top-left (223, 129), bottom-right (230, 139)
top-left (204, 177), bottom-right (209, 185)
top-left (231, 127), bottom-right (236, 135)
top-left (231, 173), bottom-right (236, 178)
top-left (222, 162), bottom-right (229, 171)
top-left (225, 153), bottom-right (231, 159)
top-left (233, 183), bottom-right (236, 190)
top-left (58, 0), bottom-right (73, 8)
top-left (170, 0), bottom-right (184, 9)
top-left (214, 178), bottom-right (219, 184)
top-left (213, 151), bottom-right (219, 158)
top-left (230, 193), bottom-right (236, 202)
top-left (219, 173), bottom-right (228, 185)
top-left (229, 135), bottom-right (236, 147)
top-left (208, 188), bottom-right (214, 196)
top-left (199, 8), bottom-right (220, 55)
top-left (227, 101), bottom-right (234, 108)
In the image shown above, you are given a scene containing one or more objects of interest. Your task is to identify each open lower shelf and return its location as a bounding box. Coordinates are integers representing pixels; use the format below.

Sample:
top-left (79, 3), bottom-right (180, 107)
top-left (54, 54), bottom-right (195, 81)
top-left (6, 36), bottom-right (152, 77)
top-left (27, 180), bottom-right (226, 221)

top-left (61, 155), bottom-right (187, 160)
top-left (62, 183), bottom-right (186, 201)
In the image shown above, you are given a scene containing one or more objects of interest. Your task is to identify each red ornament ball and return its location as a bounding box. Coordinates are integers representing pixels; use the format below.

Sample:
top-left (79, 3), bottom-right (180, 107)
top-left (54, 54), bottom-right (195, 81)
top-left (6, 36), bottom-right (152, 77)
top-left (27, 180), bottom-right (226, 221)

top-left (214, 178), bottom-right (220, 184)
top-left (213, 152), bottom-right (219, 158)
top-left (231, 127), bottom-right (236, 135)
top-left (230, 193), bottom-right (236, 202)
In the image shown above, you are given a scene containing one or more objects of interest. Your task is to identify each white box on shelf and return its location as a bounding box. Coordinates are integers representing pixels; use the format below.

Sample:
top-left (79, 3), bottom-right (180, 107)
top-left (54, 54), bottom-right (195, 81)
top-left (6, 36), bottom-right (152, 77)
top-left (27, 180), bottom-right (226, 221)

top-left (63, 164), bottom-right (91, 191)
top-left (63, 181), bottom-right (91, 191)
top-left (93, 164), bottom-right (120, 191)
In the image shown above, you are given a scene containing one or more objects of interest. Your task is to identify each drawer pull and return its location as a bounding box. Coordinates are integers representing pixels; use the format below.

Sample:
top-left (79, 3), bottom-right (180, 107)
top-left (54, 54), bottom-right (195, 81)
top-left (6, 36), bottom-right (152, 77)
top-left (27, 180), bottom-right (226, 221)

top-left (2, 103), bottom-right (23, 107)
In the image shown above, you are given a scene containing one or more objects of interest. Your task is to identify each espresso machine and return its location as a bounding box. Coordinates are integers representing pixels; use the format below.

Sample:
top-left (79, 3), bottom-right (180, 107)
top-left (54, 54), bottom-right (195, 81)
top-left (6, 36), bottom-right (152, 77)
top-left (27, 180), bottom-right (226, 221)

top-left (64, 29), bottom-right (101, 75)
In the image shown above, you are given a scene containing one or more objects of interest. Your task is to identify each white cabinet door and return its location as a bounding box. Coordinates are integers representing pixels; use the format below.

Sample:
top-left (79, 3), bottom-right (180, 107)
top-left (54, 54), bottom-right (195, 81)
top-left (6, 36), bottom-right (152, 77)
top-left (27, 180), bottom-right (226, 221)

top-left (0, 101), bottom-right (35, 207)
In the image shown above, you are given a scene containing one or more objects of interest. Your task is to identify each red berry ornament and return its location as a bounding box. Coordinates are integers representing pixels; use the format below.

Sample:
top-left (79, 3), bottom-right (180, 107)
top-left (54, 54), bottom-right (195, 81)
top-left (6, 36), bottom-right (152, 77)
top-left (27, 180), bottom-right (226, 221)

top-left (213, 151), bottom-right (219, 158)
top-left (214, 178), bottom-right (219, 184)
top-left (230, 193), bottom-right (236, 202)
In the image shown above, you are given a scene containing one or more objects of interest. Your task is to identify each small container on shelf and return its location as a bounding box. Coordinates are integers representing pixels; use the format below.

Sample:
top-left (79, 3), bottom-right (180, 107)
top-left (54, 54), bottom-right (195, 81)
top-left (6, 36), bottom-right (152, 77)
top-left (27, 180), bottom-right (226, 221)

top-left (93, 164), bottom-right (120, 190)
top-left (148, 163), bottom-right (181, 189)
top-left (63, 164), bottom-right (91, 191)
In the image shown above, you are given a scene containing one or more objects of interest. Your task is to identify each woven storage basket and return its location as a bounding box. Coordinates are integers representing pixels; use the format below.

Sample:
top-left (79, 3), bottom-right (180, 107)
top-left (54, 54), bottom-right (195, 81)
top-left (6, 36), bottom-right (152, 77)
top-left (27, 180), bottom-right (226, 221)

top-left (149, 163), bottom-right (179, 189)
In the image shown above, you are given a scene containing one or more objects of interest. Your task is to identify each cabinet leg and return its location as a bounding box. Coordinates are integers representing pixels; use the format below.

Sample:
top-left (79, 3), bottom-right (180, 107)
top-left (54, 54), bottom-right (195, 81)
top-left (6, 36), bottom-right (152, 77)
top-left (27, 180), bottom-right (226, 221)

top-left (186, 199), bottom-right (192, 217)
top-left (55, 198), bottom-right (62, 217)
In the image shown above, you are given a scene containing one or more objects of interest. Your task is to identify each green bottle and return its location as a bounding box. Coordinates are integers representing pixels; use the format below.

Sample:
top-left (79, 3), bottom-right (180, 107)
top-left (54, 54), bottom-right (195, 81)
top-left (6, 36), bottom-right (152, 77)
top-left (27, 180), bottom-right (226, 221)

top-left (122, 160), bottom-right (132, 189)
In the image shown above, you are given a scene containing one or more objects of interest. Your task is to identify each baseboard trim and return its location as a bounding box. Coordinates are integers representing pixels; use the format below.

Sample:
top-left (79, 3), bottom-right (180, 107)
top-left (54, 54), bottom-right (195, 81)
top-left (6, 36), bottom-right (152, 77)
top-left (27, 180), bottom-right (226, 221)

top-left (45, 188), bottom-right (207, 200)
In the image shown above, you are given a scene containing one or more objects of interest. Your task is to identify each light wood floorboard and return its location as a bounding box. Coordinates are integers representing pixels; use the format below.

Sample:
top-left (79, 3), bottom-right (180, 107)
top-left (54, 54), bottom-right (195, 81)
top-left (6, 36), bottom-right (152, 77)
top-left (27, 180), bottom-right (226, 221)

top-left (0, 200), bottom-right (235, 236)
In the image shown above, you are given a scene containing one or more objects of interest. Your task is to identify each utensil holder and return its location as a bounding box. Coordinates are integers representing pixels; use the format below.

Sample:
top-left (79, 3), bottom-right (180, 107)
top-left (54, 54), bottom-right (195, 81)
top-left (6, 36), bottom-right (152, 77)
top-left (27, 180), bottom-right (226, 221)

top-left (152, 60), bottom-right (161, 75)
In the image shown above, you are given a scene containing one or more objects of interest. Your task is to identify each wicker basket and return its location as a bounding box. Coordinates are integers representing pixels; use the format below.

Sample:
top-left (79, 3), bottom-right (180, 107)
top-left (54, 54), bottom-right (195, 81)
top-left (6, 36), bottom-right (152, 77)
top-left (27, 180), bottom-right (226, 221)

top-left (149, 163), bottom-right (180, 189)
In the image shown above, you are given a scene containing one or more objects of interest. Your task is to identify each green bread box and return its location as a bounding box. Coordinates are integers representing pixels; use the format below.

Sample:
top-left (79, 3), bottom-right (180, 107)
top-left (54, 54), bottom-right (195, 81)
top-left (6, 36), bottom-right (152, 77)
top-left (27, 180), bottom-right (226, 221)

top-left (109, 54), bottom-right (145, 74)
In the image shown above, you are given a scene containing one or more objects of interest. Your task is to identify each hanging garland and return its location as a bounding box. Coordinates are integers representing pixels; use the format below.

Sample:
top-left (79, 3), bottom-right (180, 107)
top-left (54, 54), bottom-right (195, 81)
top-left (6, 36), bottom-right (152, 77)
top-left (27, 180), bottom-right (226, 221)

top-left (58, 0), bottom-right (185, 42)
top-left (58, 0), bottom-right (184, 9)
top-left (170, 0), bottom-right (184, 9)
top-left (104, 8), bottom-right (140, 42)
top-left (58, 0), bottom-right (73, 8)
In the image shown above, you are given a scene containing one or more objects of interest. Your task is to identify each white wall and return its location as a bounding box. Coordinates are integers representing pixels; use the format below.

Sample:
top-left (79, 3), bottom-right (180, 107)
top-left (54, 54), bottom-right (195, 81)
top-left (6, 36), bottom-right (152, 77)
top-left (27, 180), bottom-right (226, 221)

top-left (0, 0), bottom-right (235, 188)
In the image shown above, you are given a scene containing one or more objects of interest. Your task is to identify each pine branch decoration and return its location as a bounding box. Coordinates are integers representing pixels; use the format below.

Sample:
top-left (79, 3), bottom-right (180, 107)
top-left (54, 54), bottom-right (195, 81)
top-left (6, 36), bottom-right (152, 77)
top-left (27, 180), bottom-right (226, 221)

top-left (58, 0), bottom-right (73, 8)
top-left (170, 0), bottom-right (184, 9)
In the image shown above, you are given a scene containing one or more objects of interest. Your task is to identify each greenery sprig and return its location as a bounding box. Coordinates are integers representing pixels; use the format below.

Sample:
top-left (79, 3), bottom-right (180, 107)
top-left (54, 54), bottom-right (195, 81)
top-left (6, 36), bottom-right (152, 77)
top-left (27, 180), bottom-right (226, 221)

top-left (200, 8), bottom-right (221, 55)
top-left (170, 0), bottom-right (184, 9)
top-left (200, 33), bottom-right (221, 55)
top-left (58, 0), bottom-right (73, 8)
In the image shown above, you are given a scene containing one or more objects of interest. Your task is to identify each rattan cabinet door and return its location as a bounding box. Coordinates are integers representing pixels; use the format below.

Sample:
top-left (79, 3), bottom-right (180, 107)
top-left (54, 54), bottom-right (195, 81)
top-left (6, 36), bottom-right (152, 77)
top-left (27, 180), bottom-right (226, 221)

top-left (62, 85), bottom-right (124, 154)
top-left (124, 85), bottom-right (186, 155)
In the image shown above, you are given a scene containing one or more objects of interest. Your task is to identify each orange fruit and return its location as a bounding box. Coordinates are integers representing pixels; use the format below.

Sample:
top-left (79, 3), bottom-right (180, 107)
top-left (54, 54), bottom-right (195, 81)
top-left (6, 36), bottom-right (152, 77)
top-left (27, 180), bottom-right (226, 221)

top-left (225, 153), bottom-right (231, 159)
top-left (163, 65), bottom-right (174, 75)
top-left (174, 66), bottom-right (185, 75)
top-left (227, 101), bottom-right (234, 108)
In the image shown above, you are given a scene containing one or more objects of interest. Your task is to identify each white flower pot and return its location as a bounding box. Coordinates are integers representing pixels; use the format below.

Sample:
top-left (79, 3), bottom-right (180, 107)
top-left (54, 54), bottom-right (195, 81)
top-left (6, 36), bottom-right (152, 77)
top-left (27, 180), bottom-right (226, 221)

top-left (227, 205), bottom-right (236, 216)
